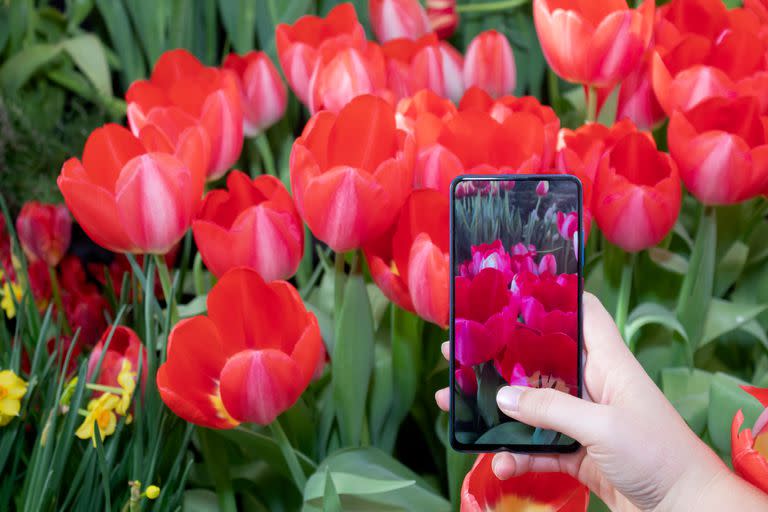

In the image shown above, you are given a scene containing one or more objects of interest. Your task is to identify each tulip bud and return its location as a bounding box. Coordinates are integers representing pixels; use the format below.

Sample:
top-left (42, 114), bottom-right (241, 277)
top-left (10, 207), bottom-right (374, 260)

top-left (463, 30), bottom-right (516, 98)
top-left (535, 180), bottom-right (549, 196)
top-left (427, 0), bottom-right (459, 39)
top-left (16, 202), bottom-right (71, 267)
top-left (223, 51), bottom-right (287, 137)
top-left (369, 0), bottom-right (431, 42)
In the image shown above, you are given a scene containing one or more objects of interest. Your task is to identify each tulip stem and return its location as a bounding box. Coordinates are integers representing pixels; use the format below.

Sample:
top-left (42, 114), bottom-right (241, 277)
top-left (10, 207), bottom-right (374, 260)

top-left (152, 254), bottom-right (178, 326)
top-left (253, 134), bottom-right (277, 178)
top-left (586, 86), bottom-right (598, 123)
top-left (615, 251), bottom-right (635, 342)
top-left (270, 418), bottom-right (307, 491)
top-left (334, 252), bottom-right (346, 318)
top-left (456, 0), bottom-right (529, 13)
top-left (48, 265), bottom-right (72, 336)
top-left (192, 252), bottom-right (206, 296)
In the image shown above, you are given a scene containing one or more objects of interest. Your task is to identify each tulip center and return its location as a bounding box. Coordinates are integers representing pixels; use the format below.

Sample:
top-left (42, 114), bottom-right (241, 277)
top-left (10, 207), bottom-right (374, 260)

top-left (755, 431), bottom-right (768, 460)
top-left (527, 370), bottom-right (569, 394)
top-left (489, 494), bottom-right (554, 512)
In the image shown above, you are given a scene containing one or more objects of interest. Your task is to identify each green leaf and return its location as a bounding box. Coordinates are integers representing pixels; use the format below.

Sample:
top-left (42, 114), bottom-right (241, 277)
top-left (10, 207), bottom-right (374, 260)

top-left (177, 294), bottom-right (207, 318)
top-left (647, 247), bottom-right (688, 275)
top-left (677, 207), bottom-right (717, 350)
top-left (477, 362), bottom-right (502, 428)
top-left (384, 307), bottom-right (422, 450)
top-left (368, 343), bottom-right (393, 448)
top-left (596, 86), bottom-right (619, 126)
top-left (701, 299), bottom-right (768, 347)
top-left (333, 273), bottom-right (375, 447)
top-left (445, 441), bottom-right (473, 512)
top-left (254, 0), bottom-right (312, 61)
top-left (303, 448), bottom-right (450, 512)
top-left (708, 372), bottom-right (763, 454)
top-left (183, 490), bottom-right (220, 512)
top-left (661, 368), bottom-right (713, 434)
top-left (625, 302), bottom-right (688, 351)
top-left (61, 34), bottom-right (112, 98)
top-left (475, 421), bottom-right (534, 444)
top-left (322, 470), bottom-right (343, 512)
top-left (95, 0), bottom-right (146, 88)
top-left (217, 0), bottom-right (257, 54)
top-left (714, 241), bottom-right (748, 296)
top-left (0, 43), bottom-right (62, 93)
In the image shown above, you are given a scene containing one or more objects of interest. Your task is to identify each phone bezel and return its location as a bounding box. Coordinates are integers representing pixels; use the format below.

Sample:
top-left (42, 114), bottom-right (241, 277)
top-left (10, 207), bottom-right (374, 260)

top-left (449, 174), bottom-right (584, 453)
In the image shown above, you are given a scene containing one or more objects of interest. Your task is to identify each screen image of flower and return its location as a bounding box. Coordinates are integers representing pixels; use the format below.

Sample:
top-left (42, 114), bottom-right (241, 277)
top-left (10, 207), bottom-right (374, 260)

top-left (453, 179), bottom-right (580, 446)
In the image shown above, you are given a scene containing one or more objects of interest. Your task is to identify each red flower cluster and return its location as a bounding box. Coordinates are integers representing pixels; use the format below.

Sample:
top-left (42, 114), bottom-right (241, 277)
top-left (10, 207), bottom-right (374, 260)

top-left (276, 3), bottom-right (516, 113)
top-left (732, 386), bottom-right (768, 494)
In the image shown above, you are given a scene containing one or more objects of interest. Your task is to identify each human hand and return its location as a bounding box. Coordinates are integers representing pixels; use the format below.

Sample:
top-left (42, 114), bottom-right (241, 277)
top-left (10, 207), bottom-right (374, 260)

top-left (436, 293), bottom-right (768, 511)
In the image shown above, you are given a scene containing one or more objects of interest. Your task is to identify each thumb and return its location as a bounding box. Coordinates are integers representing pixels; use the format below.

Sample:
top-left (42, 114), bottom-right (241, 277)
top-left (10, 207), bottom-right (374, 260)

top-left (497, 386), bottom-right (613, 446)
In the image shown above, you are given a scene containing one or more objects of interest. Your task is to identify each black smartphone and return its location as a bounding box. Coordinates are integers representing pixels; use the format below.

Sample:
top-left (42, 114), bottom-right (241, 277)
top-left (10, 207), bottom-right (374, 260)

top-left (449, 174), bottom-right (583, 453)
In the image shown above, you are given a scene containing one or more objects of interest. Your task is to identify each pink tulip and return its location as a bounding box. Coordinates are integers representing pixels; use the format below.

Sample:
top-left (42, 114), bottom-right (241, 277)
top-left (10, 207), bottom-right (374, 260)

top-left (535, 180), bottom-right (549, 196)
top-left (223, 51), bottom-right (287, 137)
top-left (463, 30), bottom-right (516, 98)
top-left (369, 0), bottom-right (431, 42)
top-left (557, 211), bottom-right (578, 240)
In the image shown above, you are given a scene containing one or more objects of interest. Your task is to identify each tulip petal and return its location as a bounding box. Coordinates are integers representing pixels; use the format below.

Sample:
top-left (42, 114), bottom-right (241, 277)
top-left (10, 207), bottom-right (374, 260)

top-left (407, 232), bottom-right (449, 327)
top-left (327, 95), bottom-right (397, 171)
top-left (82, 124), bottom-right (145, 191)
top-left (219, 349), bottom-right (301, 425)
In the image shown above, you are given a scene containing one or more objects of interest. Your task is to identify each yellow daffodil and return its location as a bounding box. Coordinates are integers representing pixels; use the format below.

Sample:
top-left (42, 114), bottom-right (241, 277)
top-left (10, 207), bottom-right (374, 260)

top-left (145, 485), bottom-right (160, 500)
top-left (115, 360), bottom-right (136, 416)
top-left (0, 279), bottom-right (22, 319)
top-left (75, 393), bottom-right (120, 446)
top-left (0, 370), bottom-right (28, 426)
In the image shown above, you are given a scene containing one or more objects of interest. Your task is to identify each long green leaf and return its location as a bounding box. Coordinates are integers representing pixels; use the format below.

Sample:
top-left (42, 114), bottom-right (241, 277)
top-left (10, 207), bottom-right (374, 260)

top-left (61, 34), bottom-right (113, 98)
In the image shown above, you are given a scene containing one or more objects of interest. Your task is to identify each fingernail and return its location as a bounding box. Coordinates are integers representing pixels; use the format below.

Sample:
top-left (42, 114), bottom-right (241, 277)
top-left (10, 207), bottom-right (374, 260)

top-left (497, 386), bottom-right (523, 412)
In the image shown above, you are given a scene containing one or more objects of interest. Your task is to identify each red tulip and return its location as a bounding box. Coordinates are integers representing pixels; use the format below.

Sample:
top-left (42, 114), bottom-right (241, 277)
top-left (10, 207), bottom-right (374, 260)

top-left (458, 240), bottom-right (514, 284)
top-left (87, 326), bottom-right (148, 393)
top-left (415, 104), bottom-right (547, 195)
top-left (290, 95), bottom-right (414, 252)
top-left (651, 0), bottom-right (768, 115)
top-left (593, 132), bottom-right (681, 252)
top-left (669, 96), bottom-right (768, 205)
top-left (395, 89), bottom-right (457, 143)
top-left (459, 87), bottom-right (560, 170)
top-left (369, 0), bottom-right (431, 43)
top-left (463, 30), bottom-right (516, 99)
top-left (276, 3), bottom-right (367, 105)
top-left (455, 363), bottom-right (477, 396)
top-left (126, 49), bottom-right (242, 180)
top-left (63, 284), bottom-right (109, 350)
top-left (454, 268), bottom-right (514, 366)
top-left (732, 385), bottom-right (768, 494)
top-left (533, 0), bottom-right (654, 88)
top-left (461, 454), bottom-right (589, 511)
top-left (610, 53), bottom-right (665, 130)
top-left (557, 211), bottom-right (578, 241)
top-left (382, 34), bottom-right (464, 102)
top-left (193, 171), bottom-right (303, 280)
top-left (427, 0), bottom-right (459, 40)
top-left (517, 272), bottom-right (579, 341)
top-left (494, 324), bottom-right (578, 395)
top-left (157, 268), bottom-right (324, 428)
top-left (308, 38), bottom-right (389, 114)
top-left (58, 123), bottom-right (207, 254)
top-left (364, 190), bottom-right (449, 326)
top-left (222, 51), bottom-right (287, 137)
top-left (15, 202), bottom-right (71, 267)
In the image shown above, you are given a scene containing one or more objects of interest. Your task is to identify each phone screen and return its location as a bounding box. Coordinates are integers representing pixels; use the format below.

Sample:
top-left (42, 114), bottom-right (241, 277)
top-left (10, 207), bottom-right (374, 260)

top-left (450, 175), bottom-right (582, 452)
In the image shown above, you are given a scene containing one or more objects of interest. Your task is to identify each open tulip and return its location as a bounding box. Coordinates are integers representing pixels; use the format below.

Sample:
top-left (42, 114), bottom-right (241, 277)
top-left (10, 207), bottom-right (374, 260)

top-left (458, 240), bottom-right (513, 284)
top-left (57, 123), bottom-right (207, 254)
top-left (732, 385), bottom-right (768, 494)
top-left (290, 95), bottom-right (414, 252)
top-left (454, 268), bottom-right (514, 366)
top-left (463, 30), bottom-right (516, 99)
top-left (382, 34), bottom-right (464, 102)
top-left (222, 51), bottom-right (287, 137)
top-left (369, 0), bottom-right (431, 43)
top-left (459, 87), bottom-right (560, 169)
top-left (494, 324), bottom-right (579, 395)
top-left (193, 171), bottom-right (303, 281)
top-left (593, 132), bottom-right (681, 252)
top-left (461, 454), bottom-right (589, 511)
top-left (427, 0), bottom-right (459, 40)
top-left (669, 96), bottom-right (768, 205)
top-left (395, 89), bottom-right (457, 143)
top-left (651, 0), bottom-right (768, 115)
top-left (87, 326), bottom-right (148, 394)
top-left (16, 202), bottom-right (71, 267)
top-left (126, 49), bottom-right (242, 180)
top-left (364, 190), bottom-right (449, 326)
top-left (533, 0), bottom-right (654, 88)
top-left (157, 268), bottom-right (324, 428)
top-left (276, 3), bottom-right (367, 105)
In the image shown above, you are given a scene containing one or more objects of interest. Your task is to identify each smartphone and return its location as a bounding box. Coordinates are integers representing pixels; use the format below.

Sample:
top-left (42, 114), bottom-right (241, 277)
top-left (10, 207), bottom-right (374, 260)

top-left (449, 174), bottom-right (583, 453)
